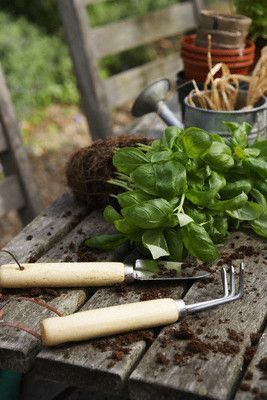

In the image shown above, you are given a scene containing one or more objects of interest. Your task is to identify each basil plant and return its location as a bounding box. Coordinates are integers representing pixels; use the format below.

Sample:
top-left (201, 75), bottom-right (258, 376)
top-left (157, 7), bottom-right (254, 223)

top-left (86, 123), bottom-right (267, 262)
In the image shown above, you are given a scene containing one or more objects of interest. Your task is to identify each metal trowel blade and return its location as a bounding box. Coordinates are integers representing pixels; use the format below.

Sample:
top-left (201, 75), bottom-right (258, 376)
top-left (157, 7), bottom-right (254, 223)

top-left (133, 259), bottom-right (212, 281)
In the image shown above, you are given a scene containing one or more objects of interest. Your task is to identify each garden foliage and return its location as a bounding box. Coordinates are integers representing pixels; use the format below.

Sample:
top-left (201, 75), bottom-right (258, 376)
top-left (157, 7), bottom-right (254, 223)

top-left (86, 123), bottom-right (267, 263)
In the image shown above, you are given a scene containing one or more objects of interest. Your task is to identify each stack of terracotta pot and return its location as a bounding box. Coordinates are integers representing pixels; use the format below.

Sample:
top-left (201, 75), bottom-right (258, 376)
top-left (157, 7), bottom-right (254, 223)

top-left (181, 10), bottom-right (255, 82)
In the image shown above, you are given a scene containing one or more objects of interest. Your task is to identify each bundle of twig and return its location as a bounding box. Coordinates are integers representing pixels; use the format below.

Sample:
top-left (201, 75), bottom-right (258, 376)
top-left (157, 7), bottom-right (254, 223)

top-left (247, 47), bottom-right (267, 106)
top-left (188, 63), bottom-right (250, 111)
top-left (188, 38), bottom-right (267, 111)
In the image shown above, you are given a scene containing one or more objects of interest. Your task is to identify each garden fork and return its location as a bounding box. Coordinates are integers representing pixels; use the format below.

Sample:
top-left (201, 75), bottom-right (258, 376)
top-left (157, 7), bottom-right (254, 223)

top-left (41, 263), bottom-right (245, 346)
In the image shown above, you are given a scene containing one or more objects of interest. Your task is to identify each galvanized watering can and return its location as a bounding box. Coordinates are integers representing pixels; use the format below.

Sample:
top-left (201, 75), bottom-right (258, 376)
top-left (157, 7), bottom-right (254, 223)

top-left (132, 79), bottom-right (267, 143)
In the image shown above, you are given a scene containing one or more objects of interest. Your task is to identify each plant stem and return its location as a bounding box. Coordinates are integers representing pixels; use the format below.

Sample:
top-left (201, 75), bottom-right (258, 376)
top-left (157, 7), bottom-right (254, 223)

top-left (174, 193), bottom-right (185, 214)
top-left (108, 179), bottom-right (131, 191)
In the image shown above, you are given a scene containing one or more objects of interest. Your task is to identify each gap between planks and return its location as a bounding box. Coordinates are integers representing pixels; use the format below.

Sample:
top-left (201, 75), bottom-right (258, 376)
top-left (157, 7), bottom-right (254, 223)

top-left (129, 231), bottom-right (267, 400)
top-left (31, 257), bottom-right (188, 394)
top-left (0, 202), bottom-right (103, 372)
top-left (235, 326), bottom-right (267, 400)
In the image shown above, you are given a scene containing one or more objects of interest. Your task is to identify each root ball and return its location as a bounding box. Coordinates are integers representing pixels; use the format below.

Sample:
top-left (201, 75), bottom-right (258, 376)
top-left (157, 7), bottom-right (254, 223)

top-left (66, 134), bottom-right (151, 209)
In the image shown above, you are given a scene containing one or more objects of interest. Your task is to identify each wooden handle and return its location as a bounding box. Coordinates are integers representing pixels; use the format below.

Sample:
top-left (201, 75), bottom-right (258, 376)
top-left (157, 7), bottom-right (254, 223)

top-left (41, 298), bottom-right (179, 346)
top-left (0, 262), bottom-right (125, 288)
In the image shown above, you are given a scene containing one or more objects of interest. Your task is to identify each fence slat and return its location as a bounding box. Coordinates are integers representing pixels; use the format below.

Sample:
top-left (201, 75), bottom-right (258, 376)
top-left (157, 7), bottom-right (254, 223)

top-left (91, 3), bottom-right (196, 58)
top-left (104, 54), bottom-right (182, 108)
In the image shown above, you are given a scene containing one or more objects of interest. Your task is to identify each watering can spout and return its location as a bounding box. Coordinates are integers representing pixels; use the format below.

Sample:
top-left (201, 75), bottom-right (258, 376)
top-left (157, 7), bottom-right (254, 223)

top-left (131, 79), bottom-right (183, 129)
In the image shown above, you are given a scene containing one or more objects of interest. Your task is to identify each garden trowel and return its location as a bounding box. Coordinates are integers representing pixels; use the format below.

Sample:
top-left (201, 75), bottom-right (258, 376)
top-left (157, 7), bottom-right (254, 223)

top-left (0, 259), bottom-right (211, 288)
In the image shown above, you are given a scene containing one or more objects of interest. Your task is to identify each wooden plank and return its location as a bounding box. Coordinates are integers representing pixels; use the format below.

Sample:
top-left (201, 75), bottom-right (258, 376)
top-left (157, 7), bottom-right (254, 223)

top-left (91, 3), bottom-right (196, 59)
top-left (0, 193), bottom-right (88, 371)
top-left (20, 376), bottom-right (69, 400)
top-left (32, 261), bottom-right (186, 394)
top-left (235, 327), bottom-right (267, 400)
top-left (0, 175), bottom-right (25, 216)
top-left (0, 192), bottom-right (87, 264)
top-left (104, 54), bottom-right (183, 108)
top-left (0, 124), bottom-right (8, 152)
top-left (129, 231), bottom-right (267, 400)
top-left (0, 210), bottom-right (128, 372)
top-left (57, 0), bottom-right (113, 140)
top-left (84, 0), bottom-right (110, 5)
top-left (192, 0), bottom-right (205, 20)
top-left (0, 66), bottom-right (42, 223)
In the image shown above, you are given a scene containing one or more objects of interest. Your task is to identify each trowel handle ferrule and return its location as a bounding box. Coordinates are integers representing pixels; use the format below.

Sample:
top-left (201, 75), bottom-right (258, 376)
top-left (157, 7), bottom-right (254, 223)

top-left (41, 298), bottom-right (184, 346)
top-left (0, 262), bottom-right (125, 288)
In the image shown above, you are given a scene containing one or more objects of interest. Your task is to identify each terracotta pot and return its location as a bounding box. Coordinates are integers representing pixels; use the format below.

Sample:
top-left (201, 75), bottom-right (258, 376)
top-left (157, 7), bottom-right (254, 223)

top-left (181, 48), bottom-right (253, 63)
top-left (182, 35), bottom-right (255, 56)
top-left (181, 35), bottom-right (255, 83)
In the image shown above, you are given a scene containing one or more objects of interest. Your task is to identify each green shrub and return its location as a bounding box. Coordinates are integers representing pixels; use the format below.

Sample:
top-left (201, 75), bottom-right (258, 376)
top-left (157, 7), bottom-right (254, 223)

top-left (88, 0), bottom-right (178, 26)
top-left (0, 1), bottom-right (179, 116)
top-left (0, 12), bottom-right (79, 117)
top-left (0, 0), bottom-right (60, 34)
top-left (1, 0), bottom-right (178, 32)
top-left (235, 1), bottom-right (267, 39)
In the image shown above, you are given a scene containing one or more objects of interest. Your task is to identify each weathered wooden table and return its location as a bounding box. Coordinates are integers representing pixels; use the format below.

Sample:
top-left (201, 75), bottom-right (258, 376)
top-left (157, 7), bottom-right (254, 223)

top-left (0, 109), bottom-right (266, 400)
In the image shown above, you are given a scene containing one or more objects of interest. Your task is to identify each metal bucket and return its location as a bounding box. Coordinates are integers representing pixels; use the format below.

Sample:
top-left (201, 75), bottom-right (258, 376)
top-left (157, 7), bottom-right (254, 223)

top-left (184, 90), bottom-right (267, 143)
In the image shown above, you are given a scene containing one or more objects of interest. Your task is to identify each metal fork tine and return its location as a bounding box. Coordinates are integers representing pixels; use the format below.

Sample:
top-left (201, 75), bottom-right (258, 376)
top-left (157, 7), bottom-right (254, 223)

top-left (230, 265), bottom-right (235, 296)
top-left (238, 262), bottom-right (245, 297)
top-left (221, 267), bottom-right (229, 297)
top-left (185, 263), bottom-right (245, 314)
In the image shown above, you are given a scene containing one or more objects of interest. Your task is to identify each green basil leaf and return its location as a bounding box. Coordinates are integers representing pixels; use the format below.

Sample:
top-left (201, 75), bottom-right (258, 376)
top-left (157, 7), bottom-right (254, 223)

top-left (254, 179), bottom-right (267, 197)
top-left (154, 160), bottom-right (187, 199)
top-left (117, 190), bottom-right (151, 208)
top-left (113, 147), bottom-right (148, 174)
top-left (202, 141), bottom-right (234, 170)
top-left (212, 216), bottom-right (228, 243)
top-left (186, 188), bottom-right (217, 207)
top-left (209, 133), bottom-right (225, 143)
top-left (122, 198), bottom-right (173, 229)
top-left (177, 213), bottom-right (193, 227)
top-left (209, 192), bottom-right (248, 211)
top-left (225, 121), bottom-right (250, 148)
top-left (250, 212), bottom-right (267, 238)
top-left (186, 208), bottom-right (207, 224)
top-left (181, 222), bottom-right (219, 262)
top-left (103, 205), bottom-right (121, 223)
top-left (250, 188), bottom-right (267, 210)
top-left (85, 234), bottom-right (127, 250)
top-left (159, 127), bottom-right (181, 149)
top-left (165, 229), bottom-right (183, 261)
top-left (252, 140), bottom-right (267, 159)
top-left (131, 161), bottom-right (186, 199)
top-left (130, 164), bottom-right (157, 196)
top-left (150, 150), bottom-right (172, 163)
top-left (243, 157), bottom-right (267, 178)
top-left (233, 146), bottom-right (260, 160)
top-left (227, 202), bottom-right (263, 220)
top-left (209, 171), bottom-right (226, 192)
top-left (220, 180), bottom-right (252, 198)
top-left (142, 230), bottom-right (169, 259)
top-left (243, 148), bottom-right (261, 158)
top-left (114, 219), bottom-right (139, 234)
top-left (182, 127), bottom-right (211, 158)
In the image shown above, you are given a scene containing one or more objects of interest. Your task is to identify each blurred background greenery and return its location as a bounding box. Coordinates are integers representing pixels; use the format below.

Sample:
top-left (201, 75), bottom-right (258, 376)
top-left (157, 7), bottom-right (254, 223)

top-left (0, 0), bottom-right (182, 118)
top-left (1, 0), bottom-right (256, 120)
